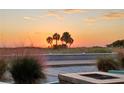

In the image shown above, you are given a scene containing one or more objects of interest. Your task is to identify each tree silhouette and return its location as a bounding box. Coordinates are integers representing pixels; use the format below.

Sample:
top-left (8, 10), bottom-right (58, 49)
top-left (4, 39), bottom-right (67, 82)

top-left (107, 39), bottom-right (124, 48)
top-left (68, 37), bottom-right (74, 47)
top-left (53, 33), bottom-right (60, 46)
top-left (46, 32), bottom-right (74, 48)
top-left (61, 32), bottom-right (71, 45)
top-left (46, 36), bottom-right (53, 47)
top-left (60, 36), bottom-right (64, 45)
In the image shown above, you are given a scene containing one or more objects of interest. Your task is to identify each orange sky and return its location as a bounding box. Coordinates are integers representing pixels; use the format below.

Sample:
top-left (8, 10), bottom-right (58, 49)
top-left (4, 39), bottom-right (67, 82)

top-left (0, 9), bottom-right (124, 48)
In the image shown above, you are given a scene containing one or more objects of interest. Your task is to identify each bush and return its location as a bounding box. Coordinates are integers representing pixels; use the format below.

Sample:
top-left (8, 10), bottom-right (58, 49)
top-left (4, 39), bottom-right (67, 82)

top-left (0, 59), bottom-right (7, 79)
top-left (53, 44), bottom-right (68, 49)
top-left (10, 57), bottom-right (46, 84)
top-left (97, 57), bottom-right (119, 72)
top-left (117, 52), bottom-right (124, 68)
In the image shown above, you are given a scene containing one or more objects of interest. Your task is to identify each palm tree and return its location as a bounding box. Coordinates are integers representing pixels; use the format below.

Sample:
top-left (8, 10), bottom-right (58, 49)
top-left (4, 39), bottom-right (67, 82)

top-left (53, 33), bottom-right (60, 46)
top-left (60, 36), bottom-right (64, 45)
top-left (68, 37), bottom-right (74, 47)
top-left (61, 32), bottom-right (71, 46)
top-left (46, 36), bottom-right (53, 48)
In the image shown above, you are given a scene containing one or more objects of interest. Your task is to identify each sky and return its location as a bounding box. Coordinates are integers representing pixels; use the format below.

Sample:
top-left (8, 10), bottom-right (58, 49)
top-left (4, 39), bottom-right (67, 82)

top-left (0, 9), bottom-right (124, 48)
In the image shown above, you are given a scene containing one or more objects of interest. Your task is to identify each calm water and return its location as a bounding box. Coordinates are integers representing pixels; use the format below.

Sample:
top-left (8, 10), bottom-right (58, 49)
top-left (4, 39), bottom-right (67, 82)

top-left (45, 65), bottom-right (98, 83)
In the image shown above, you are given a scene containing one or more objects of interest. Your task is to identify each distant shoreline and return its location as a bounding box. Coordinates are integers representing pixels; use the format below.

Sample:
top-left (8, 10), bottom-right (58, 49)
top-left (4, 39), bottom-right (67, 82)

top-left (0, 47), bottom-right (122, 54)
top-left (0, 46), bottom-right (106, 49)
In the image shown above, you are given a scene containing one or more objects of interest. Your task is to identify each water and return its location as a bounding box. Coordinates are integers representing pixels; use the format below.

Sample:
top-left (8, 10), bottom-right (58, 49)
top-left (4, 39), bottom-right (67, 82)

top-left (45, 65), bottom-right (98, 83)
top-left (46, 53), bottom-right (117, 61)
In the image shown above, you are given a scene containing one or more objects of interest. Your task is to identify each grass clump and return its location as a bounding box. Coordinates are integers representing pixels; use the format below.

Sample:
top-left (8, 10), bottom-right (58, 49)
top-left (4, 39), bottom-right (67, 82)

top-left (118, 52), bottom-right (124, 68)
top-left (0, 59), bottom-right (7, 79)
top-left (10, 57), bottom-right (46, 84)
top-left (97, 57), bottom-right (120, 72)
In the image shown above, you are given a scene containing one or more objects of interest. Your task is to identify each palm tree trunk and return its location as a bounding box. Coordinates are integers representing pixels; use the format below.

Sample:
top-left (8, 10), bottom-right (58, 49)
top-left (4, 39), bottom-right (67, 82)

top-left (56, 39), bottom-right (57, 46)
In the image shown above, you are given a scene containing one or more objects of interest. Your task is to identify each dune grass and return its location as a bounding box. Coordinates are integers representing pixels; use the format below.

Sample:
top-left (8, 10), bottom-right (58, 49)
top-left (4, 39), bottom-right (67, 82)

top-left (0, 47), bottom-right (113, 55)
top-left (44, 47), bottom-right (112, 54)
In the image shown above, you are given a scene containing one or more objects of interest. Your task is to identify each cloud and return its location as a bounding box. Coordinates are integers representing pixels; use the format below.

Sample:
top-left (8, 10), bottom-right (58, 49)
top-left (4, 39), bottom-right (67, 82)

top-left (24, 16), bottom-right (35, 20)
top-left (84, 18), bottom-right (96, 24)
top-left (47, 11), bottom-right (64, 20)
top-left (103, 12), bottom-right (124, 20)
top-left (64, 9), bottom-right (85, 14)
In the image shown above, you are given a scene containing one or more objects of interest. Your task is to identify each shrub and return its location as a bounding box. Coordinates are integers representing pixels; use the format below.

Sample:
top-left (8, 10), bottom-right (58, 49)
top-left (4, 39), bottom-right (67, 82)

top-left (117, 52), bottom-right (124, 68)
top-left (53, 44), bottom-right (68, 49)
top-left (0, 59), bottom-right (7, 79)
top-left (10, 57), bottom-right (46, 84)
top-left (97, 57), bottom-right (119, 72)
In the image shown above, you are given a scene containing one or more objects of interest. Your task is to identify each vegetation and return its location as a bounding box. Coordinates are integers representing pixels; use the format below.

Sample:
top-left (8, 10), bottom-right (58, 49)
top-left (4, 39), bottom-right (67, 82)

top-left (118, 52), bottom-right (124, 68)
top-left (0, 47), bottom-right (113, 57)
top-left (61, 32), bottom-right (74, 47)
top-left (0, 59), bottom-right (7, 79)
top-left (46, 32), bottom-right (74, 49)
top-left (43, 47), bottom-right (112, 54)
top-left (53, 33), bottom-right (60, 46)
top-left (10, 57), bottom-right (46, 84)
top-left (97, 57), bottom-right (120, 72)
top-left (46, 36), bottom-right (53, 47)
top-left (84, 47), bottom-right (112, 53)
top-left (107, 39), bottom-right (124, 48)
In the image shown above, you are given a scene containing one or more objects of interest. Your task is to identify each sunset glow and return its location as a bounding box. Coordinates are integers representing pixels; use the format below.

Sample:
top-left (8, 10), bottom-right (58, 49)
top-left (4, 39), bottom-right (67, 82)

top-left (0, 9), bottom-right (124, 47)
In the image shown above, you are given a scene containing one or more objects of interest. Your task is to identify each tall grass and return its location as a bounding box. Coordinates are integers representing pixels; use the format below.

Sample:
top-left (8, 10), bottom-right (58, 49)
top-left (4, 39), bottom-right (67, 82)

top-left (45, 47), bottom-right (112, 54)
top-left (0, 59), bottom-right (7, 79)
top-left (10, 57), bottom-right (46, 84)
top-left (97, 57), bottom-right (120, 72)
top-left (117, 51), bottom-right (124, 68)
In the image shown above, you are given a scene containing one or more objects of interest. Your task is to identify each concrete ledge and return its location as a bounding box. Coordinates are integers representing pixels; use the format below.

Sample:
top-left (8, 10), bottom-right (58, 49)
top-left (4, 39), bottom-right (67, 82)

top-left (58, 72), bottom-right (124, 84)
